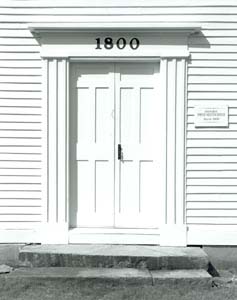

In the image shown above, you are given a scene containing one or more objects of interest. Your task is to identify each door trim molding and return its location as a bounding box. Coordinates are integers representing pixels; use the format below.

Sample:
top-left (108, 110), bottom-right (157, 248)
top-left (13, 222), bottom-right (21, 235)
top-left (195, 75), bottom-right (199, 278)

top-left (36, 23), bottom-right (199, 245)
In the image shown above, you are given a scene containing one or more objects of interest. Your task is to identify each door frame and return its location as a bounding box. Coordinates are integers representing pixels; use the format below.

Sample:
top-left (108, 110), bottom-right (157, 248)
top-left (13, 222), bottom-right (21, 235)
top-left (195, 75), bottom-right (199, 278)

top-left (29, 23), bottom-right (200, 245)
top-left (69, 61), bottom-right (162, 241)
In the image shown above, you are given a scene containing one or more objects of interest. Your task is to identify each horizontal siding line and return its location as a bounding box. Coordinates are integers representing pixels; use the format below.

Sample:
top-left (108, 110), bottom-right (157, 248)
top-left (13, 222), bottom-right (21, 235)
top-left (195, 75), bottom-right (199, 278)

top-left (186, 147), bottom-right (237, 148)
top-left (187, 177), bottom-right (237, 179)
top-left (187, 200), bottom-right (237, 202)
top-left (0, 98), bottom-right (42, 100)
top-left (187, 223), bottom-right (237, 225)
top-left (187, 162), bottom-right (237, 164)
top-left (187, 154), bottom-right (237, 156)
top-left (0, 110), bottom-right (41, 112)
top-left (0, 67), bottom-right (41, 69)
top-left (0, 198), bottom-right (41, 199)
top-left (0, 190), bottom-right (41, 192)
top-left (0, 136), bottom-right (41, 138)
top-left (4, 19), bottom-right (236, 23)
top-left (0, 213), bottom-right (41, 215)
top-left (188, 66), bottom-right (237, 68)
top-left (0, 206), bottom-right (41, 208)
top-left (0, 113), bottom-right (41, 115)
top-left (187, 216), bottom-right (237, 218)
top-left (0, 51), bottom-right (40, 54)
top-left (188, 73), bottom-right (237, 75)
top-left (0, 74), bottom-right (41, 76)
top-left (0, 167), bottom-right (41, 169)
top-left (0, 182), bottom-right (41, 184)
top-left (0, 60), bottom-right (41, 62)
top-left (187, 138), bottom-right (237, 140)
top-left (187, 208), bottom-right (237, 211)
top-left (0, 112), bottom-right (42, 116)
top-left (0, 145), bottom-right (41, 147)
top-left (0, 122), bottom-right (41, 124)
top-left (188, 83), bottom-right (237, 85)
top-left (0, 221), bottom-right (40, 223)
top-left (0, 175), bottom-right (41, 177)
top-left (0, 128), bottom-right (42, 133)
top-left (187, 128), bottom-right (237, 131)
top-left (4, 12), bottom-right (237, 16)
top-left (187, 192), bottom-right (237, 194)
top-left (187, 185), bottom-right (237, 187)
top-left (0, 160), bottom-right (41, 162)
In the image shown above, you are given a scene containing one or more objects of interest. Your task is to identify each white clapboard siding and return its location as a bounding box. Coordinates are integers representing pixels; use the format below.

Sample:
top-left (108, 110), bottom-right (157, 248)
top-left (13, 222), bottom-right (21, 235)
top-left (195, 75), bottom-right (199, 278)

top-left (0, 45), bottom-right (40, 52)
top-left (187, 170), bottom-right (237, 178)
top-left (0, 169), bottom-right (41, 176)
top-left (187, 218), bottom-right (237, 225)
top-left (0, 215), bottom-right (41, 222)
top-left (187, 163), bottom-right (237, 171)
top-left (187, 156), bottom-right (237, 163)
top-left (187, 132), bottom-right (237, 139)
top-left (0, 176), bottom-right (41, 183)
top-left (1, 1), bottom-right (237, 239)
top-left (0, 76), bottom-right (41, 83)
top-left (0, 68), bottom-right (42, 76)
top-left (0, 99), bottom-right (41, 106)
top-left (187, 202), bottom-right (237, 209)
top-left (189, 68), bottom-right (237, 75)
top-left (188, 85), bottom-right (237, 92)
top-left (187, 148), bottom-right (237, 155)
top-left (189, 76), bottom-right (237, 84)
top-left (187, 194), bottom-right (237, 201)
top-left (0, 199), bottom-right (41, 206)
top-left (187, 178), bottom-right (237, 185)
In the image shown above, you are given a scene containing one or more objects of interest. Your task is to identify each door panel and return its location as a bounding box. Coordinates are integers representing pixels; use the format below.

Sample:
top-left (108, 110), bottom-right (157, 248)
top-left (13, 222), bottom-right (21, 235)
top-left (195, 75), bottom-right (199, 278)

top-left (115, 63), bottom-right (160, 228)
top-left (75, 64), bottom-right (115, 227)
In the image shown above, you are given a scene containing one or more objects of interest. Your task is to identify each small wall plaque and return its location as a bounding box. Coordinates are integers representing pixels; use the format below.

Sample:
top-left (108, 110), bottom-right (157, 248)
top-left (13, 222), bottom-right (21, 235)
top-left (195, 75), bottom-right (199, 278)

top-left (194, 105), bottom-right (229, 128)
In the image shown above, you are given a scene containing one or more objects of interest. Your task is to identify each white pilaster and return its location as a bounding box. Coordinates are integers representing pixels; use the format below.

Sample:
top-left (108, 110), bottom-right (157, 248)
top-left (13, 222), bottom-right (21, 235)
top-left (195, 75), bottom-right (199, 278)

top-left (41, 58), bottom-right (69, 244)
top-left (160, 57), bottom-right (187, 246)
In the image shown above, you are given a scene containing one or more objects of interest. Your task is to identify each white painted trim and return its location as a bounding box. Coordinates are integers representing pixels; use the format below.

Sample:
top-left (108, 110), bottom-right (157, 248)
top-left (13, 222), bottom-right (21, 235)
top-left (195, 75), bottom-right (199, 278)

top-left (37, 24), bottom-right (189, 246)
top-left (41, 223), bottom-right (68, 244)
top-left (69, 228), bottom-right (160, 245)
top-left (187, 225), bottom-right (237, 245)
top-left (160, 225), bottom-right (187, 246)
top-left (0, 230), bottom-right (41, 243)
top-left (29, 22), bottom-right (201, 33)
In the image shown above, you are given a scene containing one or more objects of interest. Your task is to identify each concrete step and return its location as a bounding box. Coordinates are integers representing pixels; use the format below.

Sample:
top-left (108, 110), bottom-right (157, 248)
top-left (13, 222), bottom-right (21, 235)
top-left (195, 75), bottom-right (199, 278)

top-left (19, 245), bottom-right (209, 270)
top-left (5, 267), bottom-right (212, 287)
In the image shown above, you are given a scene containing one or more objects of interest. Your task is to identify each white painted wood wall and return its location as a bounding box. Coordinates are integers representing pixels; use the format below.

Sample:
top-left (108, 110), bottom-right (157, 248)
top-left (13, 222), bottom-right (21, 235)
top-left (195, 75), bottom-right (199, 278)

top-left (1, 0), bottom-right (237, 244)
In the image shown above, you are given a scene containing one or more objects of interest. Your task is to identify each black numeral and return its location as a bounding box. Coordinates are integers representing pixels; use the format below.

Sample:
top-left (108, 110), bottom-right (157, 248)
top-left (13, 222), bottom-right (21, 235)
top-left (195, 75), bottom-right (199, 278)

top-left (116, 37), bottom-right (126, 50)
top-left (95, 37), bottom-right (140, 50)
top-left (95, 38), bottom-right (102, 50)
top-left (104, 37), bottom-right (114, 49)
top-left (130, 38), bottom-right (140, 50)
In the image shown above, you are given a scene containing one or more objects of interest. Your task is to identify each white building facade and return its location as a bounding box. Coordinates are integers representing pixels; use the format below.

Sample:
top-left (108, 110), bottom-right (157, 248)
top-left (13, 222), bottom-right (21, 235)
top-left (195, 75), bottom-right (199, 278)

top-left (1, 0), bottom-right (237, 246)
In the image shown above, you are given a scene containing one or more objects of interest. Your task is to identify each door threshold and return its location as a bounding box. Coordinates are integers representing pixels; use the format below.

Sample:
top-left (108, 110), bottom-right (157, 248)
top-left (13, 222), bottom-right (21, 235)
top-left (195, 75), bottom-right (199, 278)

top-left (68, 228), bottom-right (160, 245)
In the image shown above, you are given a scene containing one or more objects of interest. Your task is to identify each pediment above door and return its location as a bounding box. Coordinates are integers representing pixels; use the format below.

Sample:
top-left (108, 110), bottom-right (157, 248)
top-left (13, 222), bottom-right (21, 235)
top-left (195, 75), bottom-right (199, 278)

top-left (29, 22), bottom-right (201, 58)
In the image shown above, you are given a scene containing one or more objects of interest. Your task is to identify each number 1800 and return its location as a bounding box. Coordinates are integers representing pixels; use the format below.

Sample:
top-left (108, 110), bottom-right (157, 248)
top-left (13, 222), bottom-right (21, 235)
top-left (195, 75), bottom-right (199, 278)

top-left (95, 37), bottom-right (140, 50)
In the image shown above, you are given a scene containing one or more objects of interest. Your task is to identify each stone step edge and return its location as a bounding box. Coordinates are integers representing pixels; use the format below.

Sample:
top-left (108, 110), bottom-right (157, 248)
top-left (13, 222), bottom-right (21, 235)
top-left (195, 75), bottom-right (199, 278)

top-left (18, 251), bottom-right (209, 270)
top-left (4, 267), bottom-right (212, 286)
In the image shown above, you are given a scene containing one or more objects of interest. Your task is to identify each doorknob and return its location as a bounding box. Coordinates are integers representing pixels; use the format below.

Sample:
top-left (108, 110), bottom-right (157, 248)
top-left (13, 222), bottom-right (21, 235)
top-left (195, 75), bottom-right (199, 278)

top-left (118, 144), bottom-right (122, 160)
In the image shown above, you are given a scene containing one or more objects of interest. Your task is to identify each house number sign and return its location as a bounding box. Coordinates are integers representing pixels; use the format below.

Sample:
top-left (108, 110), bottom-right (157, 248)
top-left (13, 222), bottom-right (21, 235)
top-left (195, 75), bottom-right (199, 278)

top-left (95, 37), bottom-right (140, 50)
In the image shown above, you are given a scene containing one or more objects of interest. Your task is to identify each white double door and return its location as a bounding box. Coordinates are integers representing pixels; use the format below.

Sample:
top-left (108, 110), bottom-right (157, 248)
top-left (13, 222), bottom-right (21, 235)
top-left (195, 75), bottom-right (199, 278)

top-left (72, 62), bottom-right (163, 230)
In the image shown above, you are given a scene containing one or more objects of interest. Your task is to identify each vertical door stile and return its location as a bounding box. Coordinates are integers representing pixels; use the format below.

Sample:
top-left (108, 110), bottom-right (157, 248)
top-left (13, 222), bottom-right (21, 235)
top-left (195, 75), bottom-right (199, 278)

top-left (114, 63), bottom-right (121, 222)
